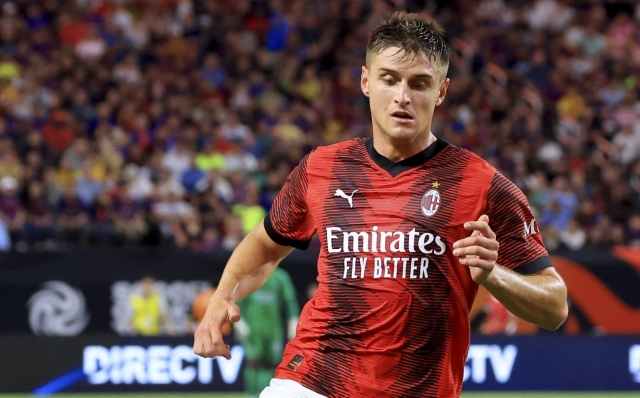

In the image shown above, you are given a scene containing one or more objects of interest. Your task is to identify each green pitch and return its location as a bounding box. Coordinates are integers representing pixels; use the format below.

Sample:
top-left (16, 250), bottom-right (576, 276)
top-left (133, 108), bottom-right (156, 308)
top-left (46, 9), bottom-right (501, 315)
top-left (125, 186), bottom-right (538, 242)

top-left (462, 395), bottom-right (640, 398)
top-left (0, 394), bottom-right (638, 397)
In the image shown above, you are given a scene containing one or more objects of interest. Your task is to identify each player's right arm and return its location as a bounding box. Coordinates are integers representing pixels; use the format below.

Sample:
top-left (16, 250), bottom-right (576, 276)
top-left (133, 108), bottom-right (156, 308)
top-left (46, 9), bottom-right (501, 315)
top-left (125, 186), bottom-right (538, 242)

top-left (194, 221), bottom-right (293, 359)
top-left (194, 153), bottom-right (316, 359)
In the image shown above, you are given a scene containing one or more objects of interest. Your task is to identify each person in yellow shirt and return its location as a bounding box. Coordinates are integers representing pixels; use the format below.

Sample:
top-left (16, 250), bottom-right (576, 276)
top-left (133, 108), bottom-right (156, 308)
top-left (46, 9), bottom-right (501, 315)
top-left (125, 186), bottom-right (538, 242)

top-left (0, 58), bottom-right (20, 80)
top-left (296, 65), bottom-right (321, 102)
top-left (129, 276), bottom-right (175, 336)
top-left (556, 86), bottom-right (585, 120)
top-left (196, 145), bottom-right (225, 172)
top-left (231, 180), bottom-right (266, 235)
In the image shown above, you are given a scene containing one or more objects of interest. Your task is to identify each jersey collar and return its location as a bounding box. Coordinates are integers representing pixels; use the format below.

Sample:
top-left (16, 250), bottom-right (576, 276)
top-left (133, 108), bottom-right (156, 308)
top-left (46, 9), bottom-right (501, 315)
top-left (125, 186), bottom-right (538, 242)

top-left (365, 137), bottom-right (449, 177)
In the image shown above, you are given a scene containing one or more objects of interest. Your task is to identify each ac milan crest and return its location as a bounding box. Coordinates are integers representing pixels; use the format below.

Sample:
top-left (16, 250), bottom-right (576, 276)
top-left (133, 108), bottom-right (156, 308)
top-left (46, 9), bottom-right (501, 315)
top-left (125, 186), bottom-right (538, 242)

top-left (421, 189), bottom-right (441, 217)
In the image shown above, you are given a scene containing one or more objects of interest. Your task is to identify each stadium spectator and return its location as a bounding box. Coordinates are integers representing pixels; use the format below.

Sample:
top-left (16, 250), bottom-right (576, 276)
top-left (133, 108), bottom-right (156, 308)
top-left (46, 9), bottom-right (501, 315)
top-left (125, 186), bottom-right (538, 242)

top-left (0, 176), bottom-right (24, 246)
top-left (56, 184), bottom-right (90, 243)
top-left (627, 213), bottom-right (640, 247)
top-left (232, 179), bottom-right (266, 235)
top-left (112, 187), bottom-right (148, 244)
top-left (0, 220), bottom-right (10, 251)
top-left (559, 219), bottom-right (587, 251)
top-left (540, 176), bottom-right (579, 232)
top-left (23, 180), bottom-right (56, 248)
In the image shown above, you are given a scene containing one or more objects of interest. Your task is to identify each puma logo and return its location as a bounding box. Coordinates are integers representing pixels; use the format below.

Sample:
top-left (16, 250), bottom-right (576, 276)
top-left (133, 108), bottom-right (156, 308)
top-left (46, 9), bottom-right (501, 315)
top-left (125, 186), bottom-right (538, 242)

top-left (334, 189), bottom-right (358, 208)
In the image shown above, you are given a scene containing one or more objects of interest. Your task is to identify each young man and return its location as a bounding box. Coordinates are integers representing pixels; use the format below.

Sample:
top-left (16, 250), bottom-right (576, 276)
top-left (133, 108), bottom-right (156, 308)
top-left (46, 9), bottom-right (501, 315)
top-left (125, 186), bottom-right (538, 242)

top-left (194, 12), bottom-right (568, 397)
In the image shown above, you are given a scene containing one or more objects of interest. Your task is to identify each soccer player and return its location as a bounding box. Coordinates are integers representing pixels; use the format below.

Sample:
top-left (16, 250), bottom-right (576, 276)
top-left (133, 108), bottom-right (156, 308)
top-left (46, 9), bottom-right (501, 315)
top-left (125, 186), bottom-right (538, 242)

top-left (194, 12), bottom-right (568, 398)
top-left (234, 267), bottom-right (300, 398)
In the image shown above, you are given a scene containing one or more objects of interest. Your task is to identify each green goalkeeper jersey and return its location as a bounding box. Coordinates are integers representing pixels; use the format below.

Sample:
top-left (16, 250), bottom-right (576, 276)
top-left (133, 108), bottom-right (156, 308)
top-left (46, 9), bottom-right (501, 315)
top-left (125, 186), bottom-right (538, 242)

top-left (238, 267), bottom-right (300, 336)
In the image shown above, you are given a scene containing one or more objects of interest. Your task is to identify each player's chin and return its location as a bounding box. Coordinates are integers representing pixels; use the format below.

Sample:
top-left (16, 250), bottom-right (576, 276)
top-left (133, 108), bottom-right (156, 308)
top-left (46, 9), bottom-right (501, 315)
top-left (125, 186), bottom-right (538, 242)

top-left (386, 127), bottom-right (420, 141)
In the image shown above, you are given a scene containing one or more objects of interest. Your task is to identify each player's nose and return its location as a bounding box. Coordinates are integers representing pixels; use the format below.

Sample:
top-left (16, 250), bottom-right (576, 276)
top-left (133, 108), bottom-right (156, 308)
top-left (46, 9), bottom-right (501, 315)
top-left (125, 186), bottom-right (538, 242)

top-left (393, 81), bottom-right (411, 105)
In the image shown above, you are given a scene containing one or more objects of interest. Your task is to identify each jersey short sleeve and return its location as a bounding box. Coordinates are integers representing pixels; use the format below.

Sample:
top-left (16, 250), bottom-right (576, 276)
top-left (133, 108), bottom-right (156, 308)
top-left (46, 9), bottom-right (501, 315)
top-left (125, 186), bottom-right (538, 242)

top-left (485, 172), bottom-right (552, 274)
top-left (264, 153), bottom-right (316, 250)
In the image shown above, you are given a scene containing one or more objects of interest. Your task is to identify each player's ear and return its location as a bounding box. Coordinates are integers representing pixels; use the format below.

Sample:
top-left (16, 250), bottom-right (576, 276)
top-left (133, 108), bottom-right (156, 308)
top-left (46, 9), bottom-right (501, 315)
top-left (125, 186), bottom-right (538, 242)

top-left (436, 77), bottom-right (450, 106)
top-left (361, 66), bottom-right (370, 97)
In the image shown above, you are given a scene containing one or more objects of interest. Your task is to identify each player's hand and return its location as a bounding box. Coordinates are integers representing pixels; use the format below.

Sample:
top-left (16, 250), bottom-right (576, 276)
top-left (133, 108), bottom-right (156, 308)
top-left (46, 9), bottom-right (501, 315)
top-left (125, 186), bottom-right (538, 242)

top-left (452, 214), bottom-right (499, 285)
top-left (193, 298), bottom-right (241, 359)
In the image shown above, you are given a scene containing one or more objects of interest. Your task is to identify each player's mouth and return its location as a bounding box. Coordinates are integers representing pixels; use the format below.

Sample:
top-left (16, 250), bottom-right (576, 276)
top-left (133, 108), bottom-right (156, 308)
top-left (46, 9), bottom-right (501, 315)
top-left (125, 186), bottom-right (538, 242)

top-left (391, 110), bottom-right (414, 123)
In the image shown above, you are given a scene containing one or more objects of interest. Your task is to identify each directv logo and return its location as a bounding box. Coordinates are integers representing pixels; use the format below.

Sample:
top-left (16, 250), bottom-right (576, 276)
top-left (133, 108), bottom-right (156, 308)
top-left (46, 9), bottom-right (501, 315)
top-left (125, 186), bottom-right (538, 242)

top-left (630, 345), bottom-right (640, 383)
top-left (463, 345), bottom-right (518, 384)
top-left (83, 345), bottom-right (244, 385)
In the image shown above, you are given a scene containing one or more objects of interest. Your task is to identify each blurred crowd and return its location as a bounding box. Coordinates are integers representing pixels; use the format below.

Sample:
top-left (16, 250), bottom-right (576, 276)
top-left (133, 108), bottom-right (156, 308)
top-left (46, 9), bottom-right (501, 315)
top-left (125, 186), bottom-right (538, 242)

top-left (0, 0), bottom-right (639, 253)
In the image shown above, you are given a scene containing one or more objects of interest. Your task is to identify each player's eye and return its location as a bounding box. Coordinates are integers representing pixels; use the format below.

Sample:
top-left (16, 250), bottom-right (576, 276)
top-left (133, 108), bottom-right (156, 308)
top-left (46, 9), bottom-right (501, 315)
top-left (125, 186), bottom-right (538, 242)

top-left (382, 77), bottom-right (395, 85)
top-left (413, 82), bottom-right (427, 90)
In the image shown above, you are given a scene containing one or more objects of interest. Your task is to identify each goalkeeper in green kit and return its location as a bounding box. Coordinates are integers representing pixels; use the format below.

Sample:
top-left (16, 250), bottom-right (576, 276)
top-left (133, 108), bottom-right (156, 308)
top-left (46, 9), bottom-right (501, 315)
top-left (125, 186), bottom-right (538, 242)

top-left (234, 267), bottom-right (300, 398)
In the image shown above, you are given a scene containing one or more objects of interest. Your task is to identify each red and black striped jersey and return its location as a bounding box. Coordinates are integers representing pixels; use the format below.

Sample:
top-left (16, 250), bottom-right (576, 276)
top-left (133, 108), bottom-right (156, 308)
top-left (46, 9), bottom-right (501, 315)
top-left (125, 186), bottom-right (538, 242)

top-left (265, 137), bottom-right (551, 397)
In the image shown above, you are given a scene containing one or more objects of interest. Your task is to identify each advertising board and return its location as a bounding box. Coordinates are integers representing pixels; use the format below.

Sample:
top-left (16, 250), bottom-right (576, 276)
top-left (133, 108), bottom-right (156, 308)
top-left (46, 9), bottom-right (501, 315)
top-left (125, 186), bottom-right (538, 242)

top-left (0, 335), bottom-right (638, 393)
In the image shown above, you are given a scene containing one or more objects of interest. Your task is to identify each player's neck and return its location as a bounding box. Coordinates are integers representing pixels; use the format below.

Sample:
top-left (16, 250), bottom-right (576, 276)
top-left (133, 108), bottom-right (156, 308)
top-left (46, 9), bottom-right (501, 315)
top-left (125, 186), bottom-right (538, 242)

top-left (372, 133), bottom-right (438, 163)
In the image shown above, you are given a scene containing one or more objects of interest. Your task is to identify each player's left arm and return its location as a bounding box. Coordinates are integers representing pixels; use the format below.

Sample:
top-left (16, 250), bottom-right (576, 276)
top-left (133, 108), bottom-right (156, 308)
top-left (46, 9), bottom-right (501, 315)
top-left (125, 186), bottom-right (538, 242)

top-left (453, 173), bottom-right (568, 331)
top-left (454, 219), bottom-right (567, 331)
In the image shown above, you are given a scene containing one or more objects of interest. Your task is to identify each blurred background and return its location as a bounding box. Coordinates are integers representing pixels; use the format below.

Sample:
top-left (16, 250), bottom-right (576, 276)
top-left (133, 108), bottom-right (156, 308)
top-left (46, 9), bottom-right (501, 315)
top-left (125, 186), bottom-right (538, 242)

top-left (0, 0), bottom-right (639, 396)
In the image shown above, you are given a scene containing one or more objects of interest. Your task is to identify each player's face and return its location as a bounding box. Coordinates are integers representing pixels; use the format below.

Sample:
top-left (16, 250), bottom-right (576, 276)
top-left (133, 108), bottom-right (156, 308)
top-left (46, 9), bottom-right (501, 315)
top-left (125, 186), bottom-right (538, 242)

top-left (141, 277), bottom-right (154, 297)
top-left (361, 47), bottom-right (449, 148)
